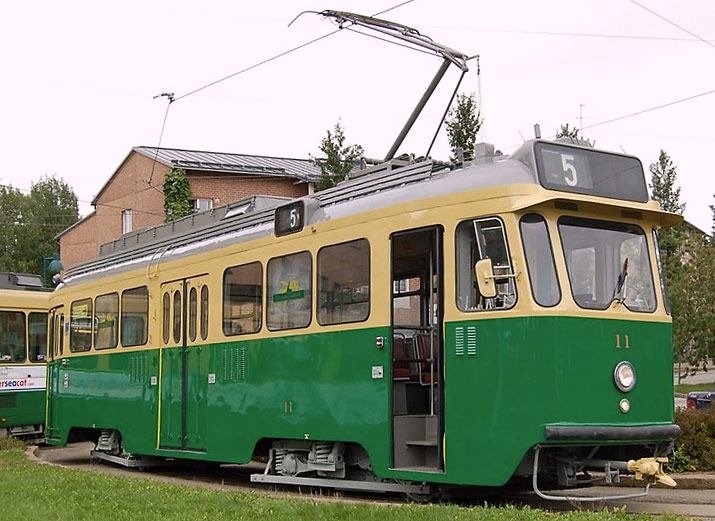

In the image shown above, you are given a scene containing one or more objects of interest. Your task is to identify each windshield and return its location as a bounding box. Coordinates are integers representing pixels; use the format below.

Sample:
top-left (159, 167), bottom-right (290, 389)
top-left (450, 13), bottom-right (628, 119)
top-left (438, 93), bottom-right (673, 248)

top-left (558, 217), bottom-right (656, 312)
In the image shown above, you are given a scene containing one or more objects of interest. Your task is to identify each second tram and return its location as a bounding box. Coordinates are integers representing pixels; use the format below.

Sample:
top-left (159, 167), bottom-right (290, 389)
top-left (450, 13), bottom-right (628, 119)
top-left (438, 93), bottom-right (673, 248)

top-left (0, 272), bottom-right (49, 441)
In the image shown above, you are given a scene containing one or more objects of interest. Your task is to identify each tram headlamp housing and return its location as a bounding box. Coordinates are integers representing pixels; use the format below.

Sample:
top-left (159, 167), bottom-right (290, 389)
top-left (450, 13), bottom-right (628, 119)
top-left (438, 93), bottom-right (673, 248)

top-left (614, 361), bottom-right (636, 392)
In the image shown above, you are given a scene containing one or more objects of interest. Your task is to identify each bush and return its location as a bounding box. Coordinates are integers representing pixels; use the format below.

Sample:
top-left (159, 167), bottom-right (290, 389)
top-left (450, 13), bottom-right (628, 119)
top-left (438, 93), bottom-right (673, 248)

top-left (671, 407), bottom-right (715, 472)
top-left (0, 436), bottom-right (26, 451)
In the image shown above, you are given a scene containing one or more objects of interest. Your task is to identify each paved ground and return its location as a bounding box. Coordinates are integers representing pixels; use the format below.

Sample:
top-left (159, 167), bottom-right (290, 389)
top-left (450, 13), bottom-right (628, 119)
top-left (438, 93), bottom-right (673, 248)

top-left (674, 365), bottom-right (715, 386)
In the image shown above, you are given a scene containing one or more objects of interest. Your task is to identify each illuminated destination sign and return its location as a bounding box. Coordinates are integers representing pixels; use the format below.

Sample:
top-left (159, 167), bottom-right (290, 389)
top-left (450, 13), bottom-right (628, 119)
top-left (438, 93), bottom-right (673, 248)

top-left (534, 142), bottom-right (648, 203)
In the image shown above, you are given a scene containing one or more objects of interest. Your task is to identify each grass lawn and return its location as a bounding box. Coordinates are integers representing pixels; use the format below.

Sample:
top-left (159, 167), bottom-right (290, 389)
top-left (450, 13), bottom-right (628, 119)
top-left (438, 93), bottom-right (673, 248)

top-left (0, 440), bottom-right (685, 521)
top-left (674, 382), bottom-right (715, 394)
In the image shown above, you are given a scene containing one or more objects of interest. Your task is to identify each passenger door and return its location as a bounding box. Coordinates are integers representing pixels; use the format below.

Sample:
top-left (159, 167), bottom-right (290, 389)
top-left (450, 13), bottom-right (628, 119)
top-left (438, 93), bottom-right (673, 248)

top-left (45, 307), bottom-right (64, 440)
top-left (390, 227), bottom-right (444, 471)
top-left (158, 275), bottom-right (209, 451)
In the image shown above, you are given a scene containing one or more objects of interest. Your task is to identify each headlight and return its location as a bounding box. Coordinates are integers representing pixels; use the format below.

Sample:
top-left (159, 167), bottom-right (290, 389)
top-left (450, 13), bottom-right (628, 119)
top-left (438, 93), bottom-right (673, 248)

top-left (614, 361), bottom-right (636, 392)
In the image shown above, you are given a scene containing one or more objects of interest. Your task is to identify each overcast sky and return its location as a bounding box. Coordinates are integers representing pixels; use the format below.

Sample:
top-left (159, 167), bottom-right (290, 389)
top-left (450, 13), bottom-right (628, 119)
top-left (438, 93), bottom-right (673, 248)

top-left (2, 0), bottom-right (713, 232)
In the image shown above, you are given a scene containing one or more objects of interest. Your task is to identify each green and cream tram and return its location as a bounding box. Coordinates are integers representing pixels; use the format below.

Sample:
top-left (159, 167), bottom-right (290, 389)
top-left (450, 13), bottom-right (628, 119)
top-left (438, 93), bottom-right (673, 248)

top-left (0, 273), bottom-right (49, 441)
top-left (45, 139), bottom-right (680, 499)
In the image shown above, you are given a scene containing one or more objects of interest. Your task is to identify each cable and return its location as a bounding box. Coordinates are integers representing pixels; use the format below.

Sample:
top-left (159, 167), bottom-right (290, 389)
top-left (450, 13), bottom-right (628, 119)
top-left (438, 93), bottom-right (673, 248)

top-left (627, 0), bottom-right (715, 51)
top-left (173, 31), bottom-right (339, 103)
top-left (583, 89), bottom-right (715, 130)
top-left (423, 26), bottom-right (715, 43)
top-left (147, 97), bottom-right (174, 187)
top-left (173, 1), bottom-right (416, 103)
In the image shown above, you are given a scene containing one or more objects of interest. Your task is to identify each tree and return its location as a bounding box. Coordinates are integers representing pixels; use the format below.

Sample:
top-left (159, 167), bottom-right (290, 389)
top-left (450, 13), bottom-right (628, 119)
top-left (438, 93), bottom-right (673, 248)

top-left (163, 167), bottom-right (191, 222)
top-left (312, 121), bottom-right (364, 191)
top-left (555, 123), bottom-right (580, 139)
top-left (555, 123), bottom-right (595, 146)
top-left (0, 185), bottom-right (29, 271)
top-left (445, 93), bottom-right (481, 162)
top-left (0, 176), bottom-right (79, 276)
top-left (650, 150), bottom-right (686, 214)
top-left (648, 151), bottom-right (713, 376)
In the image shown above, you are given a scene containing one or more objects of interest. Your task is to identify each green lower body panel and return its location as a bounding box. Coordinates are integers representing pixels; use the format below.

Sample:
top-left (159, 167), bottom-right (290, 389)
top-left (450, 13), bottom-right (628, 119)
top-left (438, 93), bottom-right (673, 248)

top-left (46, 316), bottom-right (677, 488)
top-left (0, 390), bottom-right (45, 430)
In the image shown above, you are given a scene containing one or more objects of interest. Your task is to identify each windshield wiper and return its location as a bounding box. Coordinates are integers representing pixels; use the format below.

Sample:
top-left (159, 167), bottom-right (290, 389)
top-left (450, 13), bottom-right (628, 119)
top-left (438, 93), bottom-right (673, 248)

top-left (612, 257), bottom-right (629, 304)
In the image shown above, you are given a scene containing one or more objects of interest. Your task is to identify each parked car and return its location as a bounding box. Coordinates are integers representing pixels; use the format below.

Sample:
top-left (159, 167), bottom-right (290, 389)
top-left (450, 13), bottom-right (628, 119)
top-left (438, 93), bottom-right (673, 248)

top-left (686, 391), bottom-right (714, 410)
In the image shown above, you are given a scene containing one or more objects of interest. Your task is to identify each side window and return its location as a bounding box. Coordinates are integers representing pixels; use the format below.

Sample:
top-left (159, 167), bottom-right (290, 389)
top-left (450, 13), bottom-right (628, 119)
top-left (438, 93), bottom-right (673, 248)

top-left (162, 292), bottom-right (170, 344)
top-left (520, 214), bottom-right (560, 307)
top-left (59, 313), bottom-right (65, 355)
top-left (456, 217), bottom-right (517, 311)
top-left (200, 285), bottom-right (209, 341)
top-left (70, 299), bottom-right (93, 352)
top-left (189, 286), bottom-right (198, 342)
top-left (121, 286), bottom-right (149, 347)
top-left (0, 311), bottom-right (26, 363)
top-left (48, 311), bottom-right (56, 361)
top-left (267, 251), bottom-right (312, 331)
top-left (53, 312), bottom-right (65, 357)
top-left (28, 313), bottom-right (48, 362)
top-left (94, 293), bottom-right (119, 350)
top-left (173, 290), bottom-right (182, 343)
top-left (318, 239), bottom-right (370, 325)
top-left (223, 262), bottom-right (262, 335)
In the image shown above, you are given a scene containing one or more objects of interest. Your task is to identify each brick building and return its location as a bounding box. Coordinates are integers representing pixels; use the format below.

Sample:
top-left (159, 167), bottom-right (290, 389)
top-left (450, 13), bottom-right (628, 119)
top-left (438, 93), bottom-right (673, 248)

top-left (57, 146), bottom-right (320, 270)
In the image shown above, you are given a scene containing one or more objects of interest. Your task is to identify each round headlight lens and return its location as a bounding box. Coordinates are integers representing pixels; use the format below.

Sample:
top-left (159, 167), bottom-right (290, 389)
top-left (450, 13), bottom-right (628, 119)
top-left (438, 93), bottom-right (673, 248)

top-left (614, 361), bottom-right (636, 392)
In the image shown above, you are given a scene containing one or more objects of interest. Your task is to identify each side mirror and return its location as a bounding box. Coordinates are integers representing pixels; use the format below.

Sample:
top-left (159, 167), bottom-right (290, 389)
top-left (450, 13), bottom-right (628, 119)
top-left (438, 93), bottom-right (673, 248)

top-left (475, 258), bottom-right (497, 298)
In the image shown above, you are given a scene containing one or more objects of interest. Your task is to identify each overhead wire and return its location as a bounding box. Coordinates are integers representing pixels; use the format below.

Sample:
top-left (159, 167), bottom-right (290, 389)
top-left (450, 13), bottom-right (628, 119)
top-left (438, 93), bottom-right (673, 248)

top-left (173, 0), bottom-right (416, 103)
top-left (583, 89), bottom-right (715, 131)
top-left (424, 26), bottom-right (715, 43)
top-left (627, 0), bottom-right (715, 51)
top-left (144, 0), bottom-right (418, 195)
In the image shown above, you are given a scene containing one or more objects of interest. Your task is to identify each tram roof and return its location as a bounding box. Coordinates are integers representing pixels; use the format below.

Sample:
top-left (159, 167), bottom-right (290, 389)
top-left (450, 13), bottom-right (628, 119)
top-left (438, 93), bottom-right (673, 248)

top-left (0, 272), bottom-right (49, 291)
top-left (60, 140), bottom-right (673, 287)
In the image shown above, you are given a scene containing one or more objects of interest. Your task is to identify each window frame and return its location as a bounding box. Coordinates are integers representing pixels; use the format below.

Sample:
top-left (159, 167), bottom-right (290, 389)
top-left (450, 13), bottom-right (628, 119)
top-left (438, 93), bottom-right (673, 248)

top-left (266, 251), bottom-right (313, 331)
top-left (222, 261), bottom-right (263, 336)
top-left (94, 292), bottom-right (119, 350)
top-left (122, 209), bottom-right (133, 234)
top-left (121, 286), bottom-right (149, 347)
top-left (558, 216), bottom-right (657, 313)
top-left (200, 284), bottom-right (209, 341)
top-left (162, 292), bottom-right (170, 344)
top-left (317, 238), bottom-right (371, 326)
top-left (519, 213), bottom-right (561, 307)
top-left (0, 310), bottom-right (27, 363)
top-left (455, 216), bottom-right (518, 312)
top-left (188, 286), bottom-right (198, 342)
top-left (69, 298), bottom-right (93, 353)
top-left (172, 290), bottom-right (182, 343)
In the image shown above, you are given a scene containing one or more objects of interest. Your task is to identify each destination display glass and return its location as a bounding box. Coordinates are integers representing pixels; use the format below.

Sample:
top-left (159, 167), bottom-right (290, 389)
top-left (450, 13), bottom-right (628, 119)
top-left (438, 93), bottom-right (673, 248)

top-left (534, 142), bottom-right (649, 203)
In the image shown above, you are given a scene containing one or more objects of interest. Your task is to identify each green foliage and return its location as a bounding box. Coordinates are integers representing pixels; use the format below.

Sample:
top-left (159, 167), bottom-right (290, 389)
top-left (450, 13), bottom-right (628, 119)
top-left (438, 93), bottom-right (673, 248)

top-left (163, 167), bottom-right (191, 222)
top-left (313, 121), bottom-right (364, 191)
top-left (650, 150), bottom-right (686, 215)
top-left (445, 93), bottom-right (481, 162)
top-left (0, 176), bottom-right (78, 276)
top-left (554, 124), bottom-right (595, 146)
top-left (648, 150), bottom-right (714, 371)
top-left (0, 444), bottom-right (681, 520)
top-left (0, 436), bottom-right (26, 451)
top-left (555, 123), bottom-right (580, 139)
top-left (671, 407), bottom-right (715, 471)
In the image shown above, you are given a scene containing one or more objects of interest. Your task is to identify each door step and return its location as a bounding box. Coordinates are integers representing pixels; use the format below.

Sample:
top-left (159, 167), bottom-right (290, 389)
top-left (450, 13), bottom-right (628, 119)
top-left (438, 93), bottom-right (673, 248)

top-left (251, 473), bottom-right (432, 494)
